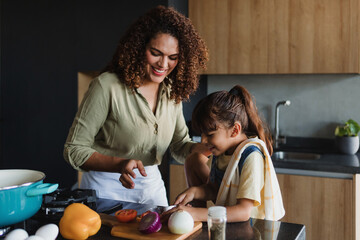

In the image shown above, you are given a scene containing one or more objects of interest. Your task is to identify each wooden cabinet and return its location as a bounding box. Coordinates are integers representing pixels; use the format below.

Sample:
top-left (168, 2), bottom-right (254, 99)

top-left (189, 0), bottom-right (360, 74)
top-left (169, 164), bottom-right (188, 204)
top-left (277, 173), bottom-right (360, 240)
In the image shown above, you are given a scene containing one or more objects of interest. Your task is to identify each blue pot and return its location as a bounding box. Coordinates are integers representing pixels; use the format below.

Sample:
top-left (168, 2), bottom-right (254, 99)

top-left (0, 169), bottom-right (58, 227)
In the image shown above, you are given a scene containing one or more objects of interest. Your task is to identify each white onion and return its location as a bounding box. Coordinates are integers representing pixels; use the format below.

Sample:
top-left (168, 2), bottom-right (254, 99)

top-left (168, 210), bottom-right (194, 234)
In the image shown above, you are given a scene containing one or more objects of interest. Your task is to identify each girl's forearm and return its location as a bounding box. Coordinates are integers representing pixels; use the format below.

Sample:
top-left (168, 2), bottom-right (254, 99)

top-left (188, 201), bottom-right (252, 222)
top-left (224, 199), bottom-right (253, 222)
top-left (189, 207), bottom-right (209, 222)
top-left (189, 186), bottom-right (207, 200)
top-left (178, 205), bottom-right (209, 222)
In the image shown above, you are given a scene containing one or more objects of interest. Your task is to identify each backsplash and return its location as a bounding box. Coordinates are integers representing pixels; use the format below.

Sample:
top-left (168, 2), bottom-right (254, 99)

top-left (207, 74), bottom-right (360, 139)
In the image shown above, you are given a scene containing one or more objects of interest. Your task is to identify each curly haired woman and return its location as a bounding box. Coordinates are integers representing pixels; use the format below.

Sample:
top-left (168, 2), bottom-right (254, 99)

top-left (64, 5), bottom-right (209, 206)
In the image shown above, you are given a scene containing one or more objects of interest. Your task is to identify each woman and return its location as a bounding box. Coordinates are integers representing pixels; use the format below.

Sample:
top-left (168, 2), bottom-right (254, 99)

top-left (63, 6), bottom-right (209, 206)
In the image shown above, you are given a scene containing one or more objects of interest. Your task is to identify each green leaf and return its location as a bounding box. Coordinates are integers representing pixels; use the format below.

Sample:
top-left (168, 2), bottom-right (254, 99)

top-left (336, 119), bottom-right (360, 136)
top-left (346, 119), bottom-right (360, 136)
top-left (335, 126), bottom-right (347, 137)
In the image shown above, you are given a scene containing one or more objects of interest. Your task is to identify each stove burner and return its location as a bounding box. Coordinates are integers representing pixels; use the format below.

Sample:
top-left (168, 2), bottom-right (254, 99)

top-left (0, 226), bottom-right (11, 237)
top-left (32, 188), bottom-right (97, 222)
top-left (0, 221), bottom-right (26, 238)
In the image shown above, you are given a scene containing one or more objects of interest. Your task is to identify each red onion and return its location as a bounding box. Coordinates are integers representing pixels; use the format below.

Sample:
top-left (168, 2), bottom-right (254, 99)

top-left (138, 211), bottom-right (162, 234)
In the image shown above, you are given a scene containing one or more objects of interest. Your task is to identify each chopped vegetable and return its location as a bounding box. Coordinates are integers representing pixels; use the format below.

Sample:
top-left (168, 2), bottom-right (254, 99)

top-left (168, 210), bottom-right (194, 234)
top-left (115, 209), bottom-right (137, 223)
top-left (138, 211), bottom-right (162, 234)
top-left (59, 203), bottom-right (101, 240)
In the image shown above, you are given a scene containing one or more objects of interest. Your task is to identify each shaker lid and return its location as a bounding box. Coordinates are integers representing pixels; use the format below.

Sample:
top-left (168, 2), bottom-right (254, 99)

top-left (208, 206), bottom-right (227, 218)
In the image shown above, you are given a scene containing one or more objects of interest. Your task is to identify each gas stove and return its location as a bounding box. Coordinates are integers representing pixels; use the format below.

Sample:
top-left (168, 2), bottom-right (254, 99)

top-left (32, 188), bottom-right (97, 222)
top-left (0, 188), bottom-right (97, 238)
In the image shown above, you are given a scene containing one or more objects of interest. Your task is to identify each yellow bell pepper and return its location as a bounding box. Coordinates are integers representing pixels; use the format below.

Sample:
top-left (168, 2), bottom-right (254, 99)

top-left (59, 203), bottom-right (101, 240)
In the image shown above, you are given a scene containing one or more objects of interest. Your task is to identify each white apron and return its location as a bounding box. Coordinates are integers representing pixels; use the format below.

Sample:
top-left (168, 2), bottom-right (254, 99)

top-left (80, 165), bottom-right (168, 206)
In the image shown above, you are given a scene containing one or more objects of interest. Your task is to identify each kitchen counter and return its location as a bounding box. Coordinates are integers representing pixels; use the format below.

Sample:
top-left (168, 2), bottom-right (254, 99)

top-left (21, 198), bottom-right (305, 240)
top-left (273, 137), bottom-right (360, 176)
top-left (273, 152), bottom-right (360, 175)
top-left (80, 199), bottom-right (305, 240)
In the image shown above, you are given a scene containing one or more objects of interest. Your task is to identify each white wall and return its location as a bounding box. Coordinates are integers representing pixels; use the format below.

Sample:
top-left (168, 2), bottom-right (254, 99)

top-left (207, 74), bottom-right (360, 139)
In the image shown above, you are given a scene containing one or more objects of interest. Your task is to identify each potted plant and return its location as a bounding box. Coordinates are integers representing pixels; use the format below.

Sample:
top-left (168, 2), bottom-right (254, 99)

top-left (335, 119), bottom-right (360, 155)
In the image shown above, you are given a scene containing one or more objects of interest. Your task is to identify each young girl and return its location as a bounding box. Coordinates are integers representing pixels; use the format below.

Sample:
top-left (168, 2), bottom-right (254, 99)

top-left (166, 85), bottom-right (285, 222)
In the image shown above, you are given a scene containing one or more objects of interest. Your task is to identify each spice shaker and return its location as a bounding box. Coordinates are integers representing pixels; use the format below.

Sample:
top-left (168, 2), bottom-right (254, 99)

top-left (208, 206), bottom-right (227, 240)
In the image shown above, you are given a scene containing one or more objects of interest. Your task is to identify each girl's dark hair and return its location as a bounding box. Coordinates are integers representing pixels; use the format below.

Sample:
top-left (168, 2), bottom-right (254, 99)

top-left (102, 5), bottom-right (209, 103)
top-left (192, 85), bottom-right (273, 155)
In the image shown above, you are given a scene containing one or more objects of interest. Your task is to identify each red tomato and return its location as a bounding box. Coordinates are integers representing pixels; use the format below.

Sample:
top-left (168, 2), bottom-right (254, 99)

top-left (115, 209), bottom-right (137, 223)
top-left (136, 210), bottom-right (151, 222)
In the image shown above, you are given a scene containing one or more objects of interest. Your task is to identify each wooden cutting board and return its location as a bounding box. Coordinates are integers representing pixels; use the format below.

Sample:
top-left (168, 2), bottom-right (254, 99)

top-left (100, 213), bottom-right (203, 240)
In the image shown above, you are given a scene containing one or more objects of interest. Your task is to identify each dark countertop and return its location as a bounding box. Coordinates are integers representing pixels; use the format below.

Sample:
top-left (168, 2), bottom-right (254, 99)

top-left (272, 152), bottom-right (360, 174)
top-left (273, 137), bottom-right (360, 174)
top-left (81, 199), bottom-right (306, 240)
top-left (16, 198), bottom-right (305, 240)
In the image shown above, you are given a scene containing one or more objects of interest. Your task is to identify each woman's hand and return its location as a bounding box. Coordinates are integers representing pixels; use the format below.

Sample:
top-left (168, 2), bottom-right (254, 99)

top-left (118, 159), bottom-right (147, 189)
top-left (191, 143), bottom-right (212, 157)
top-left (81, 152), bottom-right (147, 189)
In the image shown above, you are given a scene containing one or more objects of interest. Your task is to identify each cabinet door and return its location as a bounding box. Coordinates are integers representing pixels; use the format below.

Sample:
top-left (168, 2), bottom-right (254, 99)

top-left (277, 174), bottom-right (353, 240)
top-left (189, 0), bottom-right (360, 74)
top-left (169, 165), bottom-right (188, 204)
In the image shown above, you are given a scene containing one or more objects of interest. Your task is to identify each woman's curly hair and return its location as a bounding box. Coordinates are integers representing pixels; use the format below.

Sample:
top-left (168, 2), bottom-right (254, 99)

top-left (102, 5), bottom-right (209, 103)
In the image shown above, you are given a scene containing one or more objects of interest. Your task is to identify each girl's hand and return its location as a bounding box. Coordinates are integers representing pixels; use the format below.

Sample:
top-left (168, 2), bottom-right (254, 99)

top-left (160, 204), bottom-right (192, 223)
top-left (161, 204), bottom-right (208, 222)
top-left (118, 159), bottom-right (147, 189)
top-left (174, 187), bottom-right (197, 205)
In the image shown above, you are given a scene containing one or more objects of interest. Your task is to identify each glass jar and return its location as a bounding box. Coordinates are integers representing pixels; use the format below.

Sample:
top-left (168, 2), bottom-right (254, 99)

top-left (208, 206), bottom-right (227, 240)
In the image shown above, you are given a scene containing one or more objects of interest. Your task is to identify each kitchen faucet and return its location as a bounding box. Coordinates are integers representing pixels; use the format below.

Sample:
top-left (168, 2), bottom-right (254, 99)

top-left (274, 100), bottom-right (291, 149)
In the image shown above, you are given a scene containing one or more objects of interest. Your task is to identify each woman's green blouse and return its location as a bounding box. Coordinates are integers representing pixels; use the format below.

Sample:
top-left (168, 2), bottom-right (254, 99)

top-left (64, 72), bottom-right (195, 171)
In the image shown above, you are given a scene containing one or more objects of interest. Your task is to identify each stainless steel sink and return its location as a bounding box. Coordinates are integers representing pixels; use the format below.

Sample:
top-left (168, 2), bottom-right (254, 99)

top-left (273, 151), bottom-right (321, 161)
